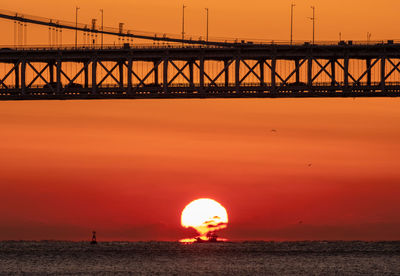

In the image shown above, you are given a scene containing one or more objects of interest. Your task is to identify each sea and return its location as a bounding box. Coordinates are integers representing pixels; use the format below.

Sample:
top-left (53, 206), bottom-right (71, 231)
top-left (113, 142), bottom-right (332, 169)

top-left (0, 241), bottom-right (399, 275)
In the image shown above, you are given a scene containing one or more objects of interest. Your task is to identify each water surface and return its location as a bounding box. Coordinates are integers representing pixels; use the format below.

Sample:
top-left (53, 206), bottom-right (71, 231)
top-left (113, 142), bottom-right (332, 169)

top-left (0, 241), bottom-right (399, 275)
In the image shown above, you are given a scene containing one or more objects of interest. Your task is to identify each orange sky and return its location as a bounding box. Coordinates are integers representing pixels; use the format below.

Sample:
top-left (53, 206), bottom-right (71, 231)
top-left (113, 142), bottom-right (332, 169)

top-left (0, 98), bottom-right (399, 241)
top-left (0, 1), bottom-right (400, 241)
top-left (2, 0), bottom-right (400, 45)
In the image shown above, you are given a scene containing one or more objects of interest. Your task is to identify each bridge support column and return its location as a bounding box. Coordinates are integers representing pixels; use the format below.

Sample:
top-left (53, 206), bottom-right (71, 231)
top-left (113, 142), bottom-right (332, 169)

top-left (189, 61), bottom-right (194, 87)
top-left (381, 56), bottom-right (386, 92)
top-left (21, 59), bottom-right (26, 95)
top-left (200, 56), bottom-right (204, 93)
top-left (271, 58), bottom-right (276, 93)
top-left (344, 58), bottom-right (349, 91)
top-left (128, 59), bottom-right (132, 94)
top-left (92, 59), bottom-right (97, 94)
top-left (224, 60), bottom-right (229, 87)
top-left (295, 59), bottom-right (300, 83)
top-left (119, 61), bottom-right (124, 88)
top-left (56, 59), bottom-right (61, 94)
top-left (260, 59), bottom-right (265, 87)
top-left (366, 59), bottom-right (371, 86)
top-left (163, 58), bottom-right (168, 93)
top-left (84, 62), bottom-right (89, 88)
top-left (49, 61), bottom-right (55, 83)
top-left (235, 57), bottom-right (240, 93)
top-left (154, 61), bottom-right (159, 86)
top-left (15, 62), bottom-right (20, 89)
top-left (307, 57), bottom-right (313, 88)
top-left (330, 59), bottom-right (336, 88)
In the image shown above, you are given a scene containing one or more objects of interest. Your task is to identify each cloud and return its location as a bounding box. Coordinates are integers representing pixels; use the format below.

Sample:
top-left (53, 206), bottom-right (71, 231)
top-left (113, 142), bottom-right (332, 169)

top-left (207, 222), bottom-right (228, 228)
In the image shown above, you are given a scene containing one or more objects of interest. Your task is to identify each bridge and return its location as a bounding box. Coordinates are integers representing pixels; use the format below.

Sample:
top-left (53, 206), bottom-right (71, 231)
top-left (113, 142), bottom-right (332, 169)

top-left (1, 10), bottom-right (400, 100)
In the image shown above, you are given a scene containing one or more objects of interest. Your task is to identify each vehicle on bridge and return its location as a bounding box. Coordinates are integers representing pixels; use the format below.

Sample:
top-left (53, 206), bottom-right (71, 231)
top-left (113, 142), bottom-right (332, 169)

top-left (43, 82), bottom-right (62, 90)
top-left (65, 83), bottom-right (83, 90)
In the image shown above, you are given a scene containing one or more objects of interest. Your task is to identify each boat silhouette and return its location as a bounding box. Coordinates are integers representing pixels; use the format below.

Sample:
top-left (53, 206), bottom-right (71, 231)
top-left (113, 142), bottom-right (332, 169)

top-left (194, 232), bottom-right (222, 243)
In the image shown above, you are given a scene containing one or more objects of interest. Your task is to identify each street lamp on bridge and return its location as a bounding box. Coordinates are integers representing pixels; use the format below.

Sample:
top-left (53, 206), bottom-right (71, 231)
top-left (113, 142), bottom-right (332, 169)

top-left (290, 3), bottom-right (295, 45)
top-left (100, 9), bottom-right (104, 48)
top-left (309, 6), bottom-right (316, 45)
top-left (205, 8), bottom-right (209, 42)
top-left (182, 4), bottom-right (187, 46)
top-left (75, 6), bottom-right (80, 48)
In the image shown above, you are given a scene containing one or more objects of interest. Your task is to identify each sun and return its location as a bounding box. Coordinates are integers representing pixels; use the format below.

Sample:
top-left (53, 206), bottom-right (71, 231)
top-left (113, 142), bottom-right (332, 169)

top-left (181, 198), bottom-right (228, 242)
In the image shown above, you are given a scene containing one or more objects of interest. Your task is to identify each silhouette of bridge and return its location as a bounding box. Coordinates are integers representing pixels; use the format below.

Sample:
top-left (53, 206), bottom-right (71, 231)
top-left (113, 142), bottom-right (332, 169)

top-left (1, 10), bottom-right (400, 100)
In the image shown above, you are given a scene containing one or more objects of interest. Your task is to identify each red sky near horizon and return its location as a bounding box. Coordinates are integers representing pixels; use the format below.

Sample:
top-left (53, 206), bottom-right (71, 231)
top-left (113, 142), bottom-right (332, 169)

top-left (0, 98), bottom-right (399, 241)
top-left (0, 1), bottom-right (399, 241)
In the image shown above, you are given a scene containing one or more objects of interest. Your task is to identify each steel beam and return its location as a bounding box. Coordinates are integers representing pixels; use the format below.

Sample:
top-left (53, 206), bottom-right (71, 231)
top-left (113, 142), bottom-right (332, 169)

top-left (381, 56), bottom-right (386, 92)
top-left (271, 58), bottom-right (276, 92)
top-left (307, 57), bottom-right (312, 87)
top-left (128, 59), bottom-right (132, 94)
top-left (163, 58), bottom-right (168, 93)
top-left (366, 59), bottom-right (371, 86)
top-left (224, 60), bottom-right (229, 86)
top-left (260, 59), bottom-right (265, 86)
top-left (56, 60), bottom-right (61, 94)
top-left (84, 62), bottom-right (89, 88)
top-left (295, 59), bottom-right (300, 83)
top-left (344, 58), bottom-right (349, 89)
top-left (199, 56), bottom-right (204, 93)
top-left (15, 62), bottom-right (20, 89)
top-left (235, 57), bottom-right (240, 93)
top-left (154, 61), bottom-right (159, 86)
top-left (189, 61), bottom-right (194, 87)
top-left (49, 62), bottom-right (54, 83)
top-left (119, 61), bottom-right (124, 88)
top-left (331, 59), bottom-right (336, 87)
top-left (92, 59), bottom-right (97, 94)
top-left (21, 59), bottom-right (26, 94)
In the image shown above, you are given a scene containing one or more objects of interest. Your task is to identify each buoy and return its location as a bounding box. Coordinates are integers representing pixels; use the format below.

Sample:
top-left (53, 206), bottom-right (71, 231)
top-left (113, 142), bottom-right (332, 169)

top-left (90, 231), bottom-right (97, 245)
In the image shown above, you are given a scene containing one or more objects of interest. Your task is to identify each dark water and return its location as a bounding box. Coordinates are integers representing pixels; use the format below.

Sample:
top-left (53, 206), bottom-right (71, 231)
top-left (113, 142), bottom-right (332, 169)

top-left (0, 241), bottom-right (399, 275)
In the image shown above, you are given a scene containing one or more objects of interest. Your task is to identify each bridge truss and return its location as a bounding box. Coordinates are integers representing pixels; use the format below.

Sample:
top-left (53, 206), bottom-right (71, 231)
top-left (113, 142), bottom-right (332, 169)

top-left (1, 40), bottom-right (400, 100)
